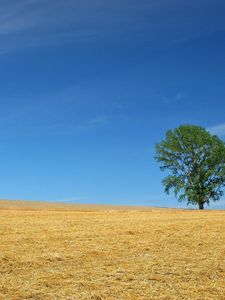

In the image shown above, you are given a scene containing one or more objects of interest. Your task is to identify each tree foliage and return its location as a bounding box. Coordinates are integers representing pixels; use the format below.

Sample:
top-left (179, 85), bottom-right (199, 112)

top-left (155, 125), bottom-right (225, 209)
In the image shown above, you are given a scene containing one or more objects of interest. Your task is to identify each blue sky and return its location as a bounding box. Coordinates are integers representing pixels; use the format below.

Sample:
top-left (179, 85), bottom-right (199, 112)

top-left (0, 0), bottom-right (225, 208)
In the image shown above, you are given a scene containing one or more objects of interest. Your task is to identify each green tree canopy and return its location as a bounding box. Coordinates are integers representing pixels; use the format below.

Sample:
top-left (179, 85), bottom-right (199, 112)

top-left (155, 125), bottom-right (225, 209)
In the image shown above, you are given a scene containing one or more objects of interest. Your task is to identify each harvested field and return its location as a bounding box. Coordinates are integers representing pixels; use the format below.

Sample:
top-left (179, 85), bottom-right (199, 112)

top-left (0, 200), bottom-right (225, 300)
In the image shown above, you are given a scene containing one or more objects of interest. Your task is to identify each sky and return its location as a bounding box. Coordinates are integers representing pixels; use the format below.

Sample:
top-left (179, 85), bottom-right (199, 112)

top-left (0, 0), bottom-right (225, 209)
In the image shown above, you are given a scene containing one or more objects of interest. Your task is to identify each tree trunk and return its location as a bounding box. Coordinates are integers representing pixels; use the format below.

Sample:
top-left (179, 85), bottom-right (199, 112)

top-left (198, 202), bottom-right (204, 210)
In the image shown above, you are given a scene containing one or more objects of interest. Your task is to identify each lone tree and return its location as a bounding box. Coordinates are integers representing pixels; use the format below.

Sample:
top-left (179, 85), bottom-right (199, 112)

top-left (155, 125), bottom-right (225, 209)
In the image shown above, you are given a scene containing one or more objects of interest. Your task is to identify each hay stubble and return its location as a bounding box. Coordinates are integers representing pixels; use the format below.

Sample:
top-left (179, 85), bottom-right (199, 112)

top-left (0, 201), bottom-right (224, 299)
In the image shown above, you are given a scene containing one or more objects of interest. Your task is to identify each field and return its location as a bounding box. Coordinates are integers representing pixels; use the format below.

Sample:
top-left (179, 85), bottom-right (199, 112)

top-left (0, 200), bottom-right (225, 300)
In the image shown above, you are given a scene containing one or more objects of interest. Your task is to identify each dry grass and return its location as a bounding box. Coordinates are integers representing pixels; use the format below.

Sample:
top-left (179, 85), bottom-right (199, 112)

top-left (0, 200), bottom-right (224, 300)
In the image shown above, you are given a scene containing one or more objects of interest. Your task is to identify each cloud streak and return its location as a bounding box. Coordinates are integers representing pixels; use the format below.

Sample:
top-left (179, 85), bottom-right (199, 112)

top-left (0, 0), bottom-right (225, 54)
top-left (208, 123), bottom-right (225, 137)
top-left (162, 92), bottom-right (188, 104)
top-left (76, 115), bottom-right (108, 130)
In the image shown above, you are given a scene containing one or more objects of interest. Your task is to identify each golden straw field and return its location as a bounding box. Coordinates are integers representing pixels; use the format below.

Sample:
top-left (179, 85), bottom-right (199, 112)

top-left (0, 200), bottom-right (225, 300)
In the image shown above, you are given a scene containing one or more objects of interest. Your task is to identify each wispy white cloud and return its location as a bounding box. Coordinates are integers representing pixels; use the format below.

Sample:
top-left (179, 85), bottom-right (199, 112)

top-left (0, 1), bottom-right (39, 34)
top-left (0, 81), bottom-right (117, 138)
top-left (0, 0), bottom-right (225, 54)
top-left (162, 92), bottom-right (188, 104)
top-left (207, 123), bottom-right (225, 136)
top-left (0, 0), bottom-right (104, 53)
top-left (77, 115), bottom-right (108, 130)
